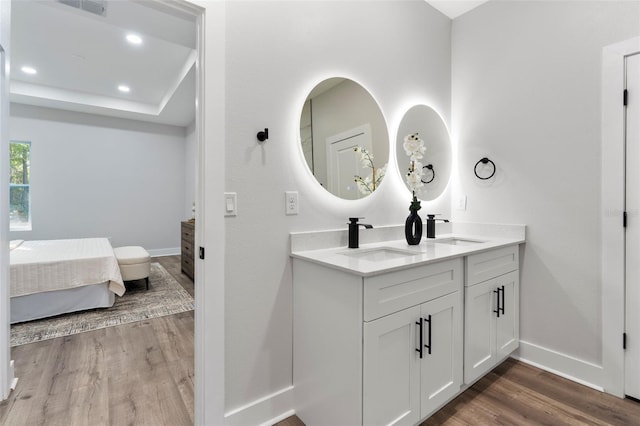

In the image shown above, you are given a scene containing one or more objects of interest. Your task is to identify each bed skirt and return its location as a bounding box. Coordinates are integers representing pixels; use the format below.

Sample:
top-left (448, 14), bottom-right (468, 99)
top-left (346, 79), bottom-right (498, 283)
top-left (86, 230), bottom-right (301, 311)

top-left (11, 282), bottom-right (115, 324)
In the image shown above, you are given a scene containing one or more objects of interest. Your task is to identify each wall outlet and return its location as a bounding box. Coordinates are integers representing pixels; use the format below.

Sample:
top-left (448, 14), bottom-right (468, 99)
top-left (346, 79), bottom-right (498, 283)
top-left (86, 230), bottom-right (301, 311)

top-left (285, 191), bottom-right (299, 215)
top-left (456, 195), bottom-right (467, 211)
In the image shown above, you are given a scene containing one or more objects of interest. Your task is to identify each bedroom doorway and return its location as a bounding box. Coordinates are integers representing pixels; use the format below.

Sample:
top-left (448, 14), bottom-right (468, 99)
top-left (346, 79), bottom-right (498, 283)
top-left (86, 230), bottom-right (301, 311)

top-left (2, 0), bottom-right (220, 423)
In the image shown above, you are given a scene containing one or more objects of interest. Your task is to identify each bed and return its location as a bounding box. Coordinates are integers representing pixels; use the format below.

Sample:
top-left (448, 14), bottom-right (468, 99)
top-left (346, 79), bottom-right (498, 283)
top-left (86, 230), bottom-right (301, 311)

top-left (9, 238), bottom-right (126, 324)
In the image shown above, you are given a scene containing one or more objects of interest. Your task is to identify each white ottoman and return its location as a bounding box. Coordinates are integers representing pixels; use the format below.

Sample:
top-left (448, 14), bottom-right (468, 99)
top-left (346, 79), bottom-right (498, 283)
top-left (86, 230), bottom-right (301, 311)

top-left (114, 246), bottom-right (151, 290)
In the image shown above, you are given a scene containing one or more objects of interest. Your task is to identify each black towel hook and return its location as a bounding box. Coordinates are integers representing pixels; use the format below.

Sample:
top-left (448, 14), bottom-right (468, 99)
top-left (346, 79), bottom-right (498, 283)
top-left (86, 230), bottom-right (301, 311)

top-left (421, 164), bottom-right (435, 184)
top-left (257, 128), bottom-right (269, 142)
top-left (474, 157), bottom-right (496, 180)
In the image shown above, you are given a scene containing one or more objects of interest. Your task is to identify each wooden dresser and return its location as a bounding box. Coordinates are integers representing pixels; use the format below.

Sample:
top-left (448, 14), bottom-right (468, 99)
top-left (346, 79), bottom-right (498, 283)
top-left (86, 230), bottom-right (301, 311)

top-left (181, 220), bottom-right (195, 280)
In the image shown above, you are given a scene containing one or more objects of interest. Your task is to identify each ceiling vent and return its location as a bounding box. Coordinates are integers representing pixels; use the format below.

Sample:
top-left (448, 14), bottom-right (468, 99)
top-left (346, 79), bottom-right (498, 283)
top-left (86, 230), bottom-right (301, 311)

top-left (58, 0), bottom-right (107, 17)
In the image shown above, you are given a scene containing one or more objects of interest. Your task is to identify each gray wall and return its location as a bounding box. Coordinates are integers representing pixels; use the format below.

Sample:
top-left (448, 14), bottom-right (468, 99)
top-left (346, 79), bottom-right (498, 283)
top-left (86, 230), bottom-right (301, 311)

top-left (9, 104), bottom-right (187, 254)
top-left (452, 0), bottom-right (640, 368)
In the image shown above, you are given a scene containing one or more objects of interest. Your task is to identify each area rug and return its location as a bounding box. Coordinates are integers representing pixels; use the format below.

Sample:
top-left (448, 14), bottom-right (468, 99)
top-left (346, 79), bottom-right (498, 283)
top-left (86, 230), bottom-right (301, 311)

top-left (10, 262), bottom-right (194, 346)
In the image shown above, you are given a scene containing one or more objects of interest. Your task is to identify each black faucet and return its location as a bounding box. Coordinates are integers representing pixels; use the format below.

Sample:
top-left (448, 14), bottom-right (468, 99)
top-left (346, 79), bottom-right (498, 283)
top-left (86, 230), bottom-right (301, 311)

top-left (348, 217), bottom-right (373, 248)
top-left (426, 214), bottom-right (450, 239)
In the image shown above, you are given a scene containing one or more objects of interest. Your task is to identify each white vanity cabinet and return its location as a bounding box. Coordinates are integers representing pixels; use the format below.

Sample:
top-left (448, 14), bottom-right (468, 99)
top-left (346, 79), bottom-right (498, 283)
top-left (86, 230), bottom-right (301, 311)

top-left (363, 290), bottom-right (462, 425)
top-left (293, 257), bottom-right (463, 426)
top-left (464, 245), bottom-right (520, 384)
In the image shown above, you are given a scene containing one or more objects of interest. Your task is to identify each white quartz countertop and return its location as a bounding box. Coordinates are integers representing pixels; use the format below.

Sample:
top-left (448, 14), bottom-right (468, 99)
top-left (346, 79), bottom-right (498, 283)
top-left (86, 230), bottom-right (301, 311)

top-left (290, 233), bottom-right (525, 277)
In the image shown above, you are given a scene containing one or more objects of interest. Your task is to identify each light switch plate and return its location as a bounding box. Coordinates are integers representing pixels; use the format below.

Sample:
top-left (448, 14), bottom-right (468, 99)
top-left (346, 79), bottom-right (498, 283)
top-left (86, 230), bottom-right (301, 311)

top-left (224, 192), bottom-right (237, 216)
top-left (456, 195), bottom-right (467, 211)
top-left (285, 191), bottom-right (298, 215)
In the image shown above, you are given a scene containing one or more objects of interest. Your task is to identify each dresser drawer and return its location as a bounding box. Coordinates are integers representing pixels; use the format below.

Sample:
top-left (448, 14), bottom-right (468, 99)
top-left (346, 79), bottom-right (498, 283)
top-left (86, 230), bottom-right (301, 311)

top-left (182, 239), bottom-right (194, 259)
top-left (363, 258), bottom-right (462, 322)
top-left (181, 256), bottom-right (194, 280)
top-left (181, 221), bottom-right (195, 241)
top-left (465, 245), bottom-right (519, 286)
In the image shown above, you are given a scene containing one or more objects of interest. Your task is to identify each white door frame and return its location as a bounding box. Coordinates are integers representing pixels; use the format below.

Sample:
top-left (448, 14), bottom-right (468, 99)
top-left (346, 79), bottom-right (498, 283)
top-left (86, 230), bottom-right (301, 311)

top-left (0, 0), bottom-right (16, 402)
top-left (173, 1), bottom-right (227, 424)
top-left (602, 36), bottom-right (640, 398)
top-left (0, 2), bottom-right (228, 424)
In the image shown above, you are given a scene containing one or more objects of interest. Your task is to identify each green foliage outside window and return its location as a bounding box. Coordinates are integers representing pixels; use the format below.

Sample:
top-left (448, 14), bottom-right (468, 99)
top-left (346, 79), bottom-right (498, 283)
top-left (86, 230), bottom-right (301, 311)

top-left (10, 141), bottom-right (31, 229)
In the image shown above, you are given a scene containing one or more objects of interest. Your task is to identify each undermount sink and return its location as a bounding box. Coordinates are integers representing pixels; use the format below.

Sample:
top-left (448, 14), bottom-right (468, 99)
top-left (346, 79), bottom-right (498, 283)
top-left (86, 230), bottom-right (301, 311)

top-left (431, 237), bottom-right (485, 246)
top-left (338, 247), bottom-right (420, 262)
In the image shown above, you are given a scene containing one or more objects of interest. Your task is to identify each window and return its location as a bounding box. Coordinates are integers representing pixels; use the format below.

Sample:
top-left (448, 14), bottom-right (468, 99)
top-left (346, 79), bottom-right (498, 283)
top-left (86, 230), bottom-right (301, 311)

top-left (10, 141), bottom-right (31, 231)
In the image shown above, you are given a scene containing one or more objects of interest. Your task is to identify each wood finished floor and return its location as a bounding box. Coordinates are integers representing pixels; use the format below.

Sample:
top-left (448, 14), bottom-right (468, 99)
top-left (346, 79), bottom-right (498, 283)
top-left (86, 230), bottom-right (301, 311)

top-left (0, 255), bottom-right (194, 426)
top-left (279, 358), bottom-right (640, 426)
top-left (3, 257), bottom-right (640, 425)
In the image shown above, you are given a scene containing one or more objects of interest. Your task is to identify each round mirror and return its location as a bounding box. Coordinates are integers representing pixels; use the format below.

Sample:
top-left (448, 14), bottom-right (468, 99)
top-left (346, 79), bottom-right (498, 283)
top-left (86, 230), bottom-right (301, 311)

top-left (299, 77), bottom-right (389, 199)
top-left (396, 105), bottom-right (451, 201)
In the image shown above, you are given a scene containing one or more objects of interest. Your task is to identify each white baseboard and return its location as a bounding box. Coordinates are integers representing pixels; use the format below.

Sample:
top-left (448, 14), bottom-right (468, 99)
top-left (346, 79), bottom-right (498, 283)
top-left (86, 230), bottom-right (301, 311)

top-left (513, 340), bottom-right (603, 391)
top-left (148, 247), bottom-right (180, 257)
top-left (224, 385), bottom-right (294, 426)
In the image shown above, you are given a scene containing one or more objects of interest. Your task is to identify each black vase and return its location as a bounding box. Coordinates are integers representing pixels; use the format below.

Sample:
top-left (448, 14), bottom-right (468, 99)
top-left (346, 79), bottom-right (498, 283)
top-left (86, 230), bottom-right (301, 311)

top-left (405, 210), bottom-right (422, 245)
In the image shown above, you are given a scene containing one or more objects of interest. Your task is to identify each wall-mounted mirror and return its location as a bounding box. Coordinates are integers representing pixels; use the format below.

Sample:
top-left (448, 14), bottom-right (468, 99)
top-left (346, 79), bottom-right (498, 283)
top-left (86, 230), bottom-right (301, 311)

top-left (300, 77), bottom-right (389, 200)
top-left (396, 105), bottom-right (451, 201)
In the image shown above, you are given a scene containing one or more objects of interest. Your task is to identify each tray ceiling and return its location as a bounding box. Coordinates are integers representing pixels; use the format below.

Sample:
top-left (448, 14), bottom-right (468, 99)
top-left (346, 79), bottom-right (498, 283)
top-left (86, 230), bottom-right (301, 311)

top-left (10, 0), bottom-right (196, 127)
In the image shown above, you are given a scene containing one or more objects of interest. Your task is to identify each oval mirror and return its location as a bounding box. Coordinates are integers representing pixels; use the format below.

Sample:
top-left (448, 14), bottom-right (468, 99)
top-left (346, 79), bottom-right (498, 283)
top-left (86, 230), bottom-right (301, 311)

top-left (299, 77), bottom-right (389, 199)
top-left (396, 105), bottom-right (451, 201)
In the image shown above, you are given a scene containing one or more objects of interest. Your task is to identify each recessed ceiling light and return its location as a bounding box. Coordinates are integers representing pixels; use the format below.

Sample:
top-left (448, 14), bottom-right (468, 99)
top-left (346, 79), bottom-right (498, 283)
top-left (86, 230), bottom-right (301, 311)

top-left (21, 66), bottom-right (37, 75)
top-left (118, 85), bottom-right (131, 93)
top-left (126, 34), bottom-right (142, 45)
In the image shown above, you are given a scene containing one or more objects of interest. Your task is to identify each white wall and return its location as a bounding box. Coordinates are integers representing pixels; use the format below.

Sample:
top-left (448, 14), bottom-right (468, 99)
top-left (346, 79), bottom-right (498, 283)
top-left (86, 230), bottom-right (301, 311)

top-left (9, 104), bottom-right (187, 254)
top-left (452, 0), bottom-right (640, 382)
top-left (223, 0), bottom-right (451, 418)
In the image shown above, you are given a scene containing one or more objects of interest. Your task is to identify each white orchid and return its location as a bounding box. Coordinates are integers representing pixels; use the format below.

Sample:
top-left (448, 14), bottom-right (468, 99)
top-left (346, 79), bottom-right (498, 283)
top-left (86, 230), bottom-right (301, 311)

top-left (354, 146), bottom-right (374, 169)
top-left (353, 146), bottom-right (386, 195)
top-left (404, 132), bottom-right (427, 209)
top-left (403, 133), bottom-right (426, 161)
top-left (406, 169), bottom-right (424, 190)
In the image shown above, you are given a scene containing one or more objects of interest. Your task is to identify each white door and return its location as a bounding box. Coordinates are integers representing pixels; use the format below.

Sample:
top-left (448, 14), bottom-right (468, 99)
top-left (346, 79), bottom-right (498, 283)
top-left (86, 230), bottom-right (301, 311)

top-left (496, 271), bottom-right (520, 359)
top-left (326, 124), bottom-right (372, 199)
top-left (420, 292), bottom-right (462, 418)
top-left (464, 279), bottom-right (497, 385)
top-left (363, 305), bottom-right (420, 426)
top-left (625, 52), bottom-right (640, 400)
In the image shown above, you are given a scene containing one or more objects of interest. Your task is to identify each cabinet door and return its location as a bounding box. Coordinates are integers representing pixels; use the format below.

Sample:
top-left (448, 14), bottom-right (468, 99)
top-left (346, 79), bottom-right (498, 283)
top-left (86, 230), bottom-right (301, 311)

top-left (496, 271), bottom-right (519, 359)
top-left (464, 279), bottom-right (497, 384)
top-left (420, 291), bottom-right (462, 419)
top-left (363, 305), bottom-right (421, 426)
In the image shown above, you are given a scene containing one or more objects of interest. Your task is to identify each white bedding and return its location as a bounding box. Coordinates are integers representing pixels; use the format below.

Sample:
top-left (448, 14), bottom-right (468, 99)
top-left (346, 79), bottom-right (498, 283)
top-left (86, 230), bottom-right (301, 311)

top-left (10, 238), bottom-right (126, 298)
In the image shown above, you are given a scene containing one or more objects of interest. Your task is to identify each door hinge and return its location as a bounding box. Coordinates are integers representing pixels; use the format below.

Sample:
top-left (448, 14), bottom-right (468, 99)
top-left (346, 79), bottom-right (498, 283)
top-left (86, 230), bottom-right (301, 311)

top-left (199, 246), bottom-right (205, 260)
top-left (624, 332), bottom-right (627, 350)
top-left (624, 211), bottom-right (628, 227)
top-left (624, 89), bottom-right (629, 106)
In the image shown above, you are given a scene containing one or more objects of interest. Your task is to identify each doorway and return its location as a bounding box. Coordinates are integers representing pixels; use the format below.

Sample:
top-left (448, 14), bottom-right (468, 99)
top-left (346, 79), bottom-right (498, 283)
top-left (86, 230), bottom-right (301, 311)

top-left (601, 36), bottom-right (640, 398)
top-left (326, 124), bottom-right (373, 199)
top-left (625, 52), bottom-right (640, 399)
top-left (3, 0), bottom-right (207, 421)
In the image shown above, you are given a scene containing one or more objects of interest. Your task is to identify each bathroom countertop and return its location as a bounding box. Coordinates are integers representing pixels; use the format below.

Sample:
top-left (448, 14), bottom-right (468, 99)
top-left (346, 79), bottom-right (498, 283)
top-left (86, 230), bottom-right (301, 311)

top-left (290, 233), bottom-right (525, 277)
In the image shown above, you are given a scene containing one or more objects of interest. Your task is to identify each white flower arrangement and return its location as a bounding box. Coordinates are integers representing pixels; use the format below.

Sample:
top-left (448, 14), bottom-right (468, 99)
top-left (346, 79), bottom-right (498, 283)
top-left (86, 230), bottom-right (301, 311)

top-left (403, 133), bottom-right (426, 209)
top-left (353, 146), bottom-right (386, 195)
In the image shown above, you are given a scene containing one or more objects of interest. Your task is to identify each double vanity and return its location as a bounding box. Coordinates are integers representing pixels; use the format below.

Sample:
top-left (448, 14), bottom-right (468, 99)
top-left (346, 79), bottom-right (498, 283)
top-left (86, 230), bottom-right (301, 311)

top-left (291, 223), bottom-right (525, 426)
top-left (294, 75), bottom-right (523, 425)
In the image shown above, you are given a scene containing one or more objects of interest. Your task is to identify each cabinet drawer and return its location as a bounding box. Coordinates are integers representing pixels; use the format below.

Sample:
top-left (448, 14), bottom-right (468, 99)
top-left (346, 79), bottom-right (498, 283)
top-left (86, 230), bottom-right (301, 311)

top-left (466, 245), bottom-right (518, 286)
top-left (363, 258), bottom-right (462, 322)
top-left (181, 222), bottom-right (195, 241)
top-left (181, 256), bottom-right (194, 279)
top-left (182, 240), bottom-right (194, 258)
